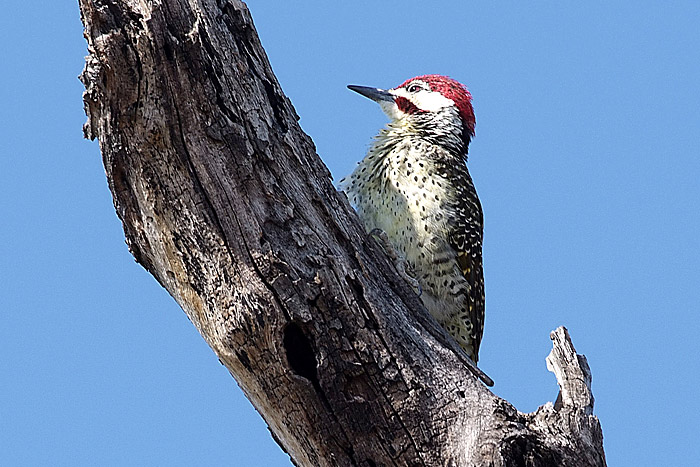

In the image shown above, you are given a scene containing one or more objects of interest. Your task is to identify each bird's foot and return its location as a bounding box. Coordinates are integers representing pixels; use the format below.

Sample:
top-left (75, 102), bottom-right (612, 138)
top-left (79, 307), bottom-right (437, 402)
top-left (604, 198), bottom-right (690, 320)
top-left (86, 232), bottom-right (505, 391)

top-left (369, 228), bottom-right (422, 296)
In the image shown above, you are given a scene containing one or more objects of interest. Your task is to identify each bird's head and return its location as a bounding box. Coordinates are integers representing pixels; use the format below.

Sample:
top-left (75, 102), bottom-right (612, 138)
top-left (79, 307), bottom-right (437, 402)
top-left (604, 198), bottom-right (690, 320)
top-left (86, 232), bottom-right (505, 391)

top-left (348, 74), bottom-right (476, 150)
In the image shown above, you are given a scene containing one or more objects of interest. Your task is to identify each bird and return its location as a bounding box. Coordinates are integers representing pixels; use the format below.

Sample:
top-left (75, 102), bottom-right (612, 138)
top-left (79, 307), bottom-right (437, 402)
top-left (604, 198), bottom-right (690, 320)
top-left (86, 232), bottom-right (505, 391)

top-left (340, 75), bottom-right (485, 363)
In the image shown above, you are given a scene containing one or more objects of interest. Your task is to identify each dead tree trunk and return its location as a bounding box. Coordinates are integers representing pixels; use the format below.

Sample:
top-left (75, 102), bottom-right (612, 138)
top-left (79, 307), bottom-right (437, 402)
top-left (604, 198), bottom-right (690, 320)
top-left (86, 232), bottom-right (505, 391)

top-left (79, 1), bottom-right (606, 465)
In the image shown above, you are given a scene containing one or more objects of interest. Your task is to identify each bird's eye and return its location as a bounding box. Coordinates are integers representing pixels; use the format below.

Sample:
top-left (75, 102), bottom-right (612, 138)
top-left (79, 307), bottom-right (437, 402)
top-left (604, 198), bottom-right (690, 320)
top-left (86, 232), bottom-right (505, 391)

top-left (407, 84), bottom-right (422, 93)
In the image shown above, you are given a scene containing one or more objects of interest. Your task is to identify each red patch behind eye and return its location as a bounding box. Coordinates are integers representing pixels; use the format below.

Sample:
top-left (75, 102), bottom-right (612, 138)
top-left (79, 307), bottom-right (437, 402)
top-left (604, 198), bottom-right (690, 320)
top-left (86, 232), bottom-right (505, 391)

top-left (399, 74), bottom-right (476, 136)
top-left (395, 96), bottom-right (421, 114)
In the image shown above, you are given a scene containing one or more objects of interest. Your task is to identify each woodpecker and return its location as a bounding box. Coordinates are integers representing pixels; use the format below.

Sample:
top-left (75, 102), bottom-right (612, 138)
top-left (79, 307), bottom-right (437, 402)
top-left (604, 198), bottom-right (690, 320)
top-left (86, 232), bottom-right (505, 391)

top-left (340, 75), bottom-right (485, 363)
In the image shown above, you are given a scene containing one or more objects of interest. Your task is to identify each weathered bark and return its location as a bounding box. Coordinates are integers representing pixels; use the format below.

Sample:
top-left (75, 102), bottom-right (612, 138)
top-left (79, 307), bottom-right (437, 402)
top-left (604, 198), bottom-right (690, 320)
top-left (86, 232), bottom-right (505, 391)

top-left (78, 1), bottom-right (606, 465)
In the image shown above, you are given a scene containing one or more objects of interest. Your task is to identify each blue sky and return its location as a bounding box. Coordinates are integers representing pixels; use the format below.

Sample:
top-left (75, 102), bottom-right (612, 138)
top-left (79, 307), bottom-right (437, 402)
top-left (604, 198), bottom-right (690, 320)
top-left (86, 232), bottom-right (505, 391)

top-left (1, 1), bottom-right (698, 465)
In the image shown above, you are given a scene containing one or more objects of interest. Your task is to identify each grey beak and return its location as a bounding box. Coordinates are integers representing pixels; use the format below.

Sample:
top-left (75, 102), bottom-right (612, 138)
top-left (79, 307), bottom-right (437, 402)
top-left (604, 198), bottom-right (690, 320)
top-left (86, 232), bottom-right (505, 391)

top-left (347, 85), bottom-right (394, 103)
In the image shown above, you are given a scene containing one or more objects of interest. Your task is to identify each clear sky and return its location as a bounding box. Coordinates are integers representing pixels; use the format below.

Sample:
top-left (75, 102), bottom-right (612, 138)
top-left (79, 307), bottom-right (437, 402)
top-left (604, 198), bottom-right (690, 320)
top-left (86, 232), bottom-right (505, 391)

top-left (1, 1), bottom-right (699, 465)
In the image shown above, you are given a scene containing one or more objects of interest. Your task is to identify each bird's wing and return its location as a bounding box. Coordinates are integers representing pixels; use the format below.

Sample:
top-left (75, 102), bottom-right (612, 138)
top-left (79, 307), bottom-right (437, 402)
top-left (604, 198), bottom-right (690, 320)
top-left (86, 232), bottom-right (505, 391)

top-left (448, 167), bottom-right (485, 362)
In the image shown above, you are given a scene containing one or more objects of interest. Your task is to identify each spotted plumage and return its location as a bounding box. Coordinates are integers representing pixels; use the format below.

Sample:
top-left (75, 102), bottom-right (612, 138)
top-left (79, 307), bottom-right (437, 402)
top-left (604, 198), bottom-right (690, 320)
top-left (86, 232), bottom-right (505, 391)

top-left (340, 75), bottom-right (485, 363)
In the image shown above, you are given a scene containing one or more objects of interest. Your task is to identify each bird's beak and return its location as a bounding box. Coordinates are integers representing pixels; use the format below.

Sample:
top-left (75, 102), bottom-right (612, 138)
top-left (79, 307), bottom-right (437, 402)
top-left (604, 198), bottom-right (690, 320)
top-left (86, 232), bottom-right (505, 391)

top-left (347, 85), bottom-right (394, 103)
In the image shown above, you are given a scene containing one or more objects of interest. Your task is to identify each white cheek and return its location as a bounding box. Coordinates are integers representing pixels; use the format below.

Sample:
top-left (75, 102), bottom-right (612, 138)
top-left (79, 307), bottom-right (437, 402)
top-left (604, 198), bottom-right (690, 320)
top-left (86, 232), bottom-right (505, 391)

top-left (413, 91), bottom-right (453, 112)
top-left (380, 88), bottom-right (411, 119)
top-left (381, 87), bottom-right (454, 118)
top-left (379, 100), bottom-right (405, 119)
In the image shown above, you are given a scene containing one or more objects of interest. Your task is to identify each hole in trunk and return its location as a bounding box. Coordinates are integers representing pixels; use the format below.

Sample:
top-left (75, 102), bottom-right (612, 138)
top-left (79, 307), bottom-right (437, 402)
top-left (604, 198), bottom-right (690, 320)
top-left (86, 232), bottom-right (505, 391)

top-left (283, 322), bottom-right (319, 388)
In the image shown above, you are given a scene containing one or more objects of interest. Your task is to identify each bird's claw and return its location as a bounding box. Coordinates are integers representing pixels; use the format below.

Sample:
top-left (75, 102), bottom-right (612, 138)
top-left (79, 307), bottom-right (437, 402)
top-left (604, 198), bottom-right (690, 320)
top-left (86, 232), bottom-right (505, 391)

top-left (369, 228), bottom-right (422, 296)
top-left (394, 259), bottom-right (422, 296)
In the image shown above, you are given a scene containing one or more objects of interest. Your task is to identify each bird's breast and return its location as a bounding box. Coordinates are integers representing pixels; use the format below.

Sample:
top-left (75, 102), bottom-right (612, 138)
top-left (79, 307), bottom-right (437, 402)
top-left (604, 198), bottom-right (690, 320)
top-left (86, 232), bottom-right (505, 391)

top-left (342, 143), bottom-right (462, 306)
